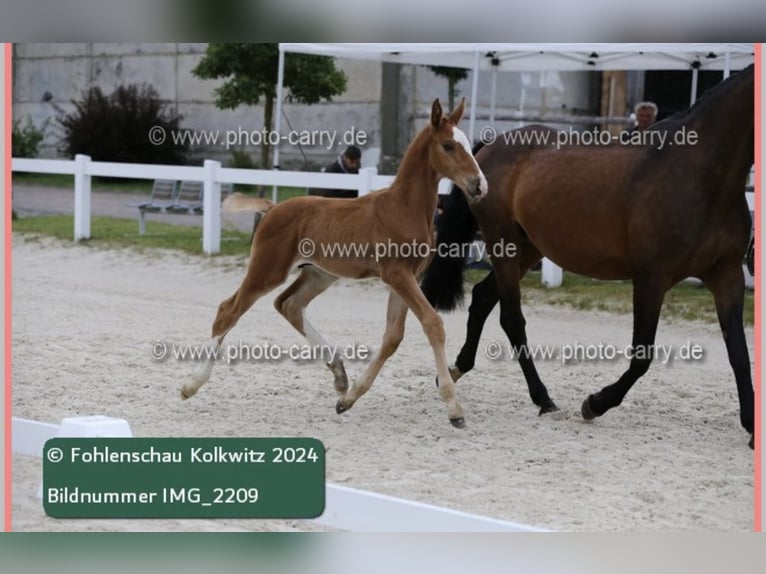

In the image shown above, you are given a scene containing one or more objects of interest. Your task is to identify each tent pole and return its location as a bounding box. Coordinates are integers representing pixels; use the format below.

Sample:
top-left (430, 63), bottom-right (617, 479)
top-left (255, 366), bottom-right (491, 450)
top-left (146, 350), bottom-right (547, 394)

top-left (468, 50), bottom-right (480, 143)
top-left (689, 66), bottom-right (699, 105)
top-left (489, 65), bottom-right (498, 123)
top-left (272, 46), bottom-right (286, 203)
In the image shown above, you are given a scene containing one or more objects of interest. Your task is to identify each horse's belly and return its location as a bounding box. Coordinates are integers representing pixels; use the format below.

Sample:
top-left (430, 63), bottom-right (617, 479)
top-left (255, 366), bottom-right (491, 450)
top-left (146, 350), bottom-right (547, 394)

top-left (519, 212), bottom-right (632, 280)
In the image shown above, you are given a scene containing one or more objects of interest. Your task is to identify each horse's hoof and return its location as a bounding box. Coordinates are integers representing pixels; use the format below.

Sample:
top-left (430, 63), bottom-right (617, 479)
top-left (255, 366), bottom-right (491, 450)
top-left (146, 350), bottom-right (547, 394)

top-left (180, 388), bottom-right (195, 400)
top-left (449, 417), bottom-right (466, 429)
top-left (335, 400), bottom-right (347, 415)
top-left (749, 434), bottom-right (754, 450)
top-left (581, 397), bottom-right (597, 420)
top-left (435, 376), bottom-right (439, 388)
top-left (539, 401), bottom-right (559, 416)
top-left (448, 365), bottom-right (464, 382)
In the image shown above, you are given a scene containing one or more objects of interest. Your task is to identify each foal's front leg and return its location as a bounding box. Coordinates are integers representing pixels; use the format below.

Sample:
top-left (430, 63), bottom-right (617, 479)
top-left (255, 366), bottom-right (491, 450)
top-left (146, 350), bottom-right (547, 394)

top-left (387, 269), bottom-right (466, 428)
top-left (336, 288), bottom-right (408, 413)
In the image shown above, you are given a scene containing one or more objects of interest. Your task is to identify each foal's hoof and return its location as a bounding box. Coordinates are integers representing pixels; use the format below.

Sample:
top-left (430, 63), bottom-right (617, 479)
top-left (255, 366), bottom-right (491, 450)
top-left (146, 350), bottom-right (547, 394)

top-left (749, 434), bottom-right (754, 450)
top-left (449, 417), bottom-right (466, 429)
top-left (581, 397), bottom-right (598, 420)
top-left (539, 401), bottom-right (560, 416)
top-left (180, 387), bottom-right (195, 400)
top-left (335, 400), bottom-right (348, 415)
top-left (436, 366), bottom-right (465, 388)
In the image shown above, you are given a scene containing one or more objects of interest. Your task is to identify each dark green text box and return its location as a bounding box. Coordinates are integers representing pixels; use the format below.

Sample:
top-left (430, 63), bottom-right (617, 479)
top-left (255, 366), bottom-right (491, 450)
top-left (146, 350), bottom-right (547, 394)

top-left (43, 438), bottom-right (325, 518)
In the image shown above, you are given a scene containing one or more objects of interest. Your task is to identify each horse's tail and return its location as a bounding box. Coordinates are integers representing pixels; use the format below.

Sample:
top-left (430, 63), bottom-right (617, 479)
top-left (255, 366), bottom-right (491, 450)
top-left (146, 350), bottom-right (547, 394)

top-left (222, 192), bottom-right (274, 216)
top-left (222, 192), bottom-right (275, 244)
top-left (421, 142), bottom-right (484, 311)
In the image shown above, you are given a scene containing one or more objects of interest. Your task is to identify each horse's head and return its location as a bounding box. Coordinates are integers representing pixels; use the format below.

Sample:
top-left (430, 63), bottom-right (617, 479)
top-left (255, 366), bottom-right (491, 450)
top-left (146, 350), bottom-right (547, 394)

top-left (428, 98), bottom-right (488, 204)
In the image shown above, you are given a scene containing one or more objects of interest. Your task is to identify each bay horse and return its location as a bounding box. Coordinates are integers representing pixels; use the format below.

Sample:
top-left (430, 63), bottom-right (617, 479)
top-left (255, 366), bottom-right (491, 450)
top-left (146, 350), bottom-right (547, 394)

top-left (422, 65), bottom-right (755, 447)
top-left (182, 98), bottom-right (488, 428)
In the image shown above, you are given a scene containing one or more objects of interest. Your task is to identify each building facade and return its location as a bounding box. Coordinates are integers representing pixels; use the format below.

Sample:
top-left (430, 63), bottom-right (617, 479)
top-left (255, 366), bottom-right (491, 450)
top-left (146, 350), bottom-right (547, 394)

top-left (13, 43), bottom-right (603, 174)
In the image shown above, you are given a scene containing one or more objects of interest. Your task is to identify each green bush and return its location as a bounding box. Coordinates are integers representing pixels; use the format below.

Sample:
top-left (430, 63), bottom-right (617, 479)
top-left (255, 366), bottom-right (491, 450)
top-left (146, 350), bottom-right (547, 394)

top-left (58, 84), bottom-right (188, 165)
top-left (12, 117), bottom-right (47, 158)
top-left (229, 148), bottom-right (257, 169)
top-left (228, 148), bottom-right (258, 192)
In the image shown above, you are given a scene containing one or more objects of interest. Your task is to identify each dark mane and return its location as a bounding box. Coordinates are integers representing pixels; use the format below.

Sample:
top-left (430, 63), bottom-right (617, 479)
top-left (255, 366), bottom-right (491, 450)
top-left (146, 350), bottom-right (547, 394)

top-left (653, 64), bottom-right (753, 128)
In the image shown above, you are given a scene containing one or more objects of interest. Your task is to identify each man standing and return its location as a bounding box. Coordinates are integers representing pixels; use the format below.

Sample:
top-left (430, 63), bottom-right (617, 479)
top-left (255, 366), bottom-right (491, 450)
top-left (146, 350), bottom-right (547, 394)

top-left (631, 101), bottom-right (658, 131)
top-left (308, 145), bottom-right (363, 198)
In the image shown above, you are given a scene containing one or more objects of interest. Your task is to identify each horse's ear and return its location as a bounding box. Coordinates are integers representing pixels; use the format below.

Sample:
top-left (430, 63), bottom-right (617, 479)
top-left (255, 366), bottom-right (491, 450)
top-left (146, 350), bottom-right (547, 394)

top-left (448, 97), bottom-right (466, 125)
top-left (430, 98), bottom-right (443, 131)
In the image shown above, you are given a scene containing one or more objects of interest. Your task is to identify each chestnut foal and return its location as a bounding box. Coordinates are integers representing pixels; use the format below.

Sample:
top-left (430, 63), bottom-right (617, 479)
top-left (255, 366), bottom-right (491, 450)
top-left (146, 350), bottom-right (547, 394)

top-left (183, 98), bottom-right (488, 428)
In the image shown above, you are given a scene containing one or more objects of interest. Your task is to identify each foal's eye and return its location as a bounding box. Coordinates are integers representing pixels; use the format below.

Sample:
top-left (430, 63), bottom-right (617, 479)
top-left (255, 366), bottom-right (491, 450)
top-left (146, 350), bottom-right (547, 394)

top-left (442, 142), bottom-right (455, 152)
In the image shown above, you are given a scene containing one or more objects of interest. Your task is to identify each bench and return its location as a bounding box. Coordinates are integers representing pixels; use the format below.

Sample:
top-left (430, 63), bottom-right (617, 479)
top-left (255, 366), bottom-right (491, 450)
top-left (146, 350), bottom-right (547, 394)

top-left (129, 180), bottom-right (234, 235)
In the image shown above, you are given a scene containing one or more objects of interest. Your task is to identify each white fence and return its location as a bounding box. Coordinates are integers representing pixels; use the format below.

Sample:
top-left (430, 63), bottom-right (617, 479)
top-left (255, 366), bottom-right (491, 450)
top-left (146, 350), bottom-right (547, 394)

top-left (12, 156), bottom-right (755, 288)
top-left (12, 415), bottom-right (544, 531)
top-left (12, 155), bottom-right (396, 255)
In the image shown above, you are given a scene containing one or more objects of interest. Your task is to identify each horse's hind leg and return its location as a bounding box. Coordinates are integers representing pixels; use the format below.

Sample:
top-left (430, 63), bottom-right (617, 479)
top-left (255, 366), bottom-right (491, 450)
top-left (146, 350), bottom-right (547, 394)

top-left (702, 261), bottom-right (754, 448)
top-left (493, 256), bottom-right (558, 414)
top-left (453, 243), bottom-right (542, 381)
top-left (274, 265), bottom-right (347, 394)
top-left (181, 247), bottom-right (293, 399)
top-left (582, 280), bottom-right (664, 421)
top-left (452, 270), bottom-right (499, 380)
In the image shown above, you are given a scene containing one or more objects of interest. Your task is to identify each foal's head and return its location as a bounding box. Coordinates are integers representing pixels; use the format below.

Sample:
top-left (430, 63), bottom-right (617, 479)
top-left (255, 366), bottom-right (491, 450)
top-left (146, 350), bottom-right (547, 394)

top-left (428, 98), bottom-right (488, 204)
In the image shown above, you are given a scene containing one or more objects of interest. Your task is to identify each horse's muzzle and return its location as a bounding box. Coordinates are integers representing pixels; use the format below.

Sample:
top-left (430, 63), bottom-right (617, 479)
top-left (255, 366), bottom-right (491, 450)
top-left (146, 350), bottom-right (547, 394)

top-left (463, 173), bottom-right (488, 202)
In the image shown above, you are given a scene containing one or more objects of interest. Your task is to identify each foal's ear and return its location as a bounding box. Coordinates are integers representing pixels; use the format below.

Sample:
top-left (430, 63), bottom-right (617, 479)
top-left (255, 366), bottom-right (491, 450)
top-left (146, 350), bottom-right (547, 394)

top-left (430, 98), bottom-right (443, 131)
top-left (448, 97), bottom-right (466, 125)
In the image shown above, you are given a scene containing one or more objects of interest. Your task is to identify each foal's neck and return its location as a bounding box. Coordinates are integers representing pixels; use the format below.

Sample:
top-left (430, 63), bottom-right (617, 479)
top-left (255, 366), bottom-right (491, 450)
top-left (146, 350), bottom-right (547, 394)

top-left (389, 129), bottom-right (441, 217)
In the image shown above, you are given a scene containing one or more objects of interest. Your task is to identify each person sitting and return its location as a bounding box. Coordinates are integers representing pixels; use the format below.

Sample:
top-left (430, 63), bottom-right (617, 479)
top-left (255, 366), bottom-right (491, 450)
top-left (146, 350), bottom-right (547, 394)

top-left (308, 145), bottom-right (362, 198)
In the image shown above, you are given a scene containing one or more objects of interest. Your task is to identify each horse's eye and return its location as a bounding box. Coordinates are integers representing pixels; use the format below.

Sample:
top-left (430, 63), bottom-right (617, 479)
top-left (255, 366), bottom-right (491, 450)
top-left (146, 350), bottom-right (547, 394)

top-left (442, 142), bottom-right (455, 152)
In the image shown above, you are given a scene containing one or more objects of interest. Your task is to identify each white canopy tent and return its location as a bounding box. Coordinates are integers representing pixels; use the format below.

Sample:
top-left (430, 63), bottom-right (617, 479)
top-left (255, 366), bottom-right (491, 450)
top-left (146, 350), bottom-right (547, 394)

top-left (274, 42), bottom-right (754, 167)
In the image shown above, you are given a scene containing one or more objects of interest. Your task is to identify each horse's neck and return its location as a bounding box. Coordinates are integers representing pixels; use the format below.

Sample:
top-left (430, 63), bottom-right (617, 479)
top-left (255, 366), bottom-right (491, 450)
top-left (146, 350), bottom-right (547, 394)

top-left (686, 75), bottom-right (754, 182)
top-left (389, 131), bottom-right (440, 215)
top-left (661, 77), bottom-right (754, 204)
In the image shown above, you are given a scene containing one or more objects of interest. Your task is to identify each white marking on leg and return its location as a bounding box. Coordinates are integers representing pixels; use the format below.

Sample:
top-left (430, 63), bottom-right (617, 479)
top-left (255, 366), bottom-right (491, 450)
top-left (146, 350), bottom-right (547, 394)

top-left (303, 311), bottom-right (339, 363)
top-left (183, 338), bottom-right (219, 398)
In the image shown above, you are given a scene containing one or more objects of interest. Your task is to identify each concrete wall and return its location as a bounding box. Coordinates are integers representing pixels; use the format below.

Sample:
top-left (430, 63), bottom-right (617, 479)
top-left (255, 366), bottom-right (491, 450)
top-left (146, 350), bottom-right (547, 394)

top-left (13, 44), bottom-right (599, 172)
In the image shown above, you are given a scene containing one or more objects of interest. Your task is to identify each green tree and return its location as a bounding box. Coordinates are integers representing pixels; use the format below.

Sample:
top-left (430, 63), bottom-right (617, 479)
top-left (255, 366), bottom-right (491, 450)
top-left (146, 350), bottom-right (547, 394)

top-left (428, 66), bottom-right (469, 112)
top-left (192, 43), bottom-right (347, 171)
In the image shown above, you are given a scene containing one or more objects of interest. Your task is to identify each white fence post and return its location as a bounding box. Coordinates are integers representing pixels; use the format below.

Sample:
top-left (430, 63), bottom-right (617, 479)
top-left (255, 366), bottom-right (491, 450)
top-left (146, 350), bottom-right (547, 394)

top-left (73, 154), bottom-right (91, 241)
top-left (202, 159), bottom-right (222, 255)
top-left (358, 167), bottom-right (376, 197)
top-left (541, 258), bottom-right (563, 288)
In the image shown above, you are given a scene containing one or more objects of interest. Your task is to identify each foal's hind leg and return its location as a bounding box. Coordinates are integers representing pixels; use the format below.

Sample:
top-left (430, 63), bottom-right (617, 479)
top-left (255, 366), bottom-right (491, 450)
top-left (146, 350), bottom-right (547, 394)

top-left (581, 280), bottom-right (665, 421)
top-left (274, 265), bottom-right (348, 395)
top-left (336, 288), bottom-right (408, 415)
top-left (702, 261), bottom-right (754, 448)
top-left (181, 248), bottom-right (293, 399)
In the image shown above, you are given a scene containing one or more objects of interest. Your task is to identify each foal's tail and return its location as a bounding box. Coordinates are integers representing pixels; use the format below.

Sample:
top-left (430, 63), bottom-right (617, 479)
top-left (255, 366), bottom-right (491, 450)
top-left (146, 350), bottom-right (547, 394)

top-left (221, 192), bottom-right (275, 245)
top-left (421, 142), bottom-right (484, 311)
